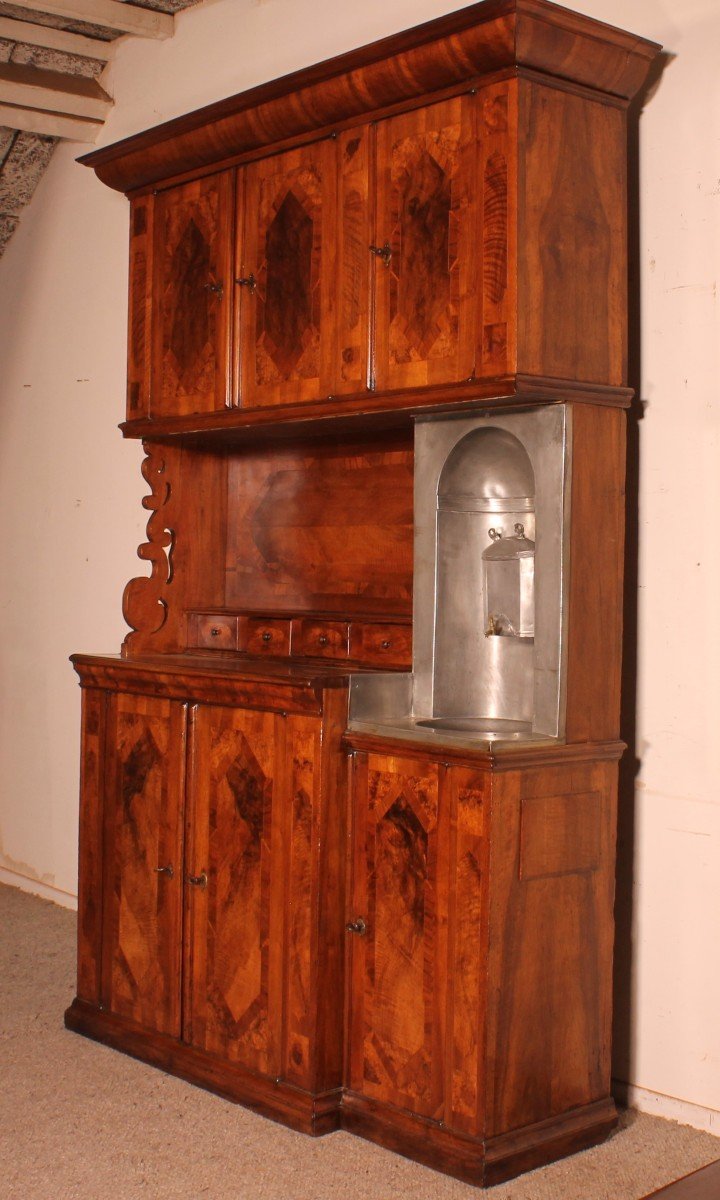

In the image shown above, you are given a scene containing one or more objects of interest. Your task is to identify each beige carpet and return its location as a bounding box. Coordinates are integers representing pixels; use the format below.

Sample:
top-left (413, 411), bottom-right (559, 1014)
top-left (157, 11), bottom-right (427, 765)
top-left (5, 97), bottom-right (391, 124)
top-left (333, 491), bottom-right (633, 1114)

top-left (1, 882), bottom-right (718, 1200)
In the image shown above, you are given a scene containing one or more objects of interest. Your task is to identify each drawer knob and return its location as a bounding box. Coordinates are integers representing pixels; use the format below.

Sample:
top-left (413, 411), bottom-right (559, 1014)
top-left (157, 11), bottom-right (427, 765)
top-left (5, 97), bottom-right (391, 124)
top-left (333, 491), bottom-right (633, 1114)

top-left (345, 917), bottom-right (367, 936)
top-left (210, 627), bottom-right (221, 637)
top-left (381, 640), bottom-right (391, 650)
top-left (318, 634), bottom-right (328, 646)
top-left (187, 871), bottom-right (208, 889)
top-left (262, 631), bottom-right (272, 642)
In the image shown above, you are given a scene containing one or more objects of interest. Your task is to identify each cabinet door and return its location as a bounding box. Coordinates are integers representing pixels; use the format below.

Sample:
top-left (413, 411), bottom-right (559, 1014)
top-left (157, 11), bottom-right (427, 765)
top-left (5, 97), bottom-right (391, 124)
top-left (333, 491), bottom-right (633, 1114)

top-left (373, 95), bottom-right (478, 392)
top-left (151, 171), bottom-right (233, 417)
top-left (347, 751), bottom-right (446, 1120)
top-left (237, 139), bottom-right (337, 408)
top-left (184, 704), bottom-right (337, 1089)
top-left (183, 705), bottom-right (281, 1075)
top-left (101, 693), bottom-right (187, 1037)
top-left (347, 754), bottom-right (487, 1133)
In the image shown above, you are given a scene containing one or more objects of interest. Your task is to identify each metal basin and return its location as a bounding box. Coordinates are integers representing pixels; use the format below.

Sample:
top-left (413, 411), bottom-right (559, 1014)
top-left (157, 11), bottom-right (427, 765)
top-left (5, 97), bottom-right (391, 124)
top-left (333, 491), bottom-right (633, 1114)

top-left (415, 716), bottom-right (532, 738)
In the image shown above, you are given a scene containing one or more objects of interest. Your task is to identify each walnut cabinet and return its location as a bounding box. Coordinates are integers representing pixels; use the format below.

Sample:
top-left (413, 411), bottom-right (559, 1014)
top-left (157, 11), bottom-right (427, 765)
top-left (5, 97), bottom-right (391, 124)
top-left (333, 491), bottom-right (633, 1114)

top-left (66, 0), bottom-right (661, 1187)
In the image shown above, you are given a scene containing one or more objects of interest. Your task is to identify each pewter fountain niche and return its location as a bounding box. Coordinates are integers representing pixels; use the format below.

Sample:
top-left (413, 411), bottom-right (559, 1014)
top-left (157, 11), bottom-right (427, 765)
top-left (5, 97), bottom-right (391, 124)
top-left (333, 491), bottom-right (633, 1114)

top-left (349, 406), bottom-right (571, 747)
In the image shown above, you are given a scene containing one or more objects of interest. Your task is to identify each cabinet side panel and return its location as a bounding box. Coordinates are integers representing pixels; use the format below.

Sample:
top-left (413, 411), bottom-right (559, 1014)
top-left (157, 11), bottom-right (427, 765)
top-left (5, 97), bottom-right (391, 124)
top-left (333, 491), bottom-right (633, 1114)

top-left (477, 78), bottom-right (518, 379)
top-left (101, 693), bottom-right (186, 1037)
top-left (485, 760), bottom-right (618, 1137)
top-left (76, 686), bottom-right (107, 1005)
top-left (127, 196), bottom-right (154, 420)
top-left (518, 80), bottom-right (627, 386)
top-left (565, 404), bottom-right (626, 742)
top-left (186, 705), bottom-right (278, 1077)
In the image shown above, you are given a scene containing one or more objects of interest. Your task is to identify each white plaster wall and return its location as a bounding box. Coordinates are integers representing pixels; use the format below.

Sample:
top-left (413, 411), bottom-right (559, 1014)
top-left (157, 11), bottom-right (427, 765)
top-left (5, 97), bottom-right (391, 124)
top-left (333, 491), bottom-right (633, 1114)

top-left (0, 0), bottom-right (718, 1129)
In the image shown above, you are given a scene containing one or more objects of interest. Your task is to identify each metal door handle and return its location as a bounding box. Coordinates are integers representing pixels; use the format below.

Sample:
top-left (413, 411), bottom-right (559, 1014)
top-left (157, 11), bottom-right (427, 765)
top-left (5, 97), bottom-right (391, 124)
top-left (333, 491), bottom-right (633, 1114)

top-left (345, 917), bottom-right (367, 935)
top-left (369, 242), bottom-right (392, 267)
top-left (236, 273), bottom-right (257, 293)
top-left (154, 863), bottom-right (174, 879)
top-left (203, 281), bottom-right (224, 295)
top-left (187, 871), bottom-right (208, 889)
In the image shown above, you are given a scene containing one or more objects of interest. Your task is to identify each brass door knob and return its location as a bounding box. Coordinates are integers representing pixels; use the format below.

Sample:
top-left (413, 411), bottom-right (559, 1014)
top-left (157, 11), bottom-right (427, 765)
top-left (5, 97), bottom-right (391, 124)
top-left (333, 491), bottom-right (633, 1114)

top-left (345, 917), bottom-right (367, 936)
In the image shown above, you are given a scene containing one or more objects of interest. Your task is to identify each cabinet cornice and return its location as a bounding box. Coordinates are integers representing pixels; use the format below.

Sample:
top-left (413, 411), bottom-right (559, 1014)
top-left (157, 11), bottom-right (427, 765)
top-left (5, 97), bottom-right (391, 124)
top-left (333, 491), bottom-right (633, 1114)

top-left (79, 0), bottom-right (660, 195)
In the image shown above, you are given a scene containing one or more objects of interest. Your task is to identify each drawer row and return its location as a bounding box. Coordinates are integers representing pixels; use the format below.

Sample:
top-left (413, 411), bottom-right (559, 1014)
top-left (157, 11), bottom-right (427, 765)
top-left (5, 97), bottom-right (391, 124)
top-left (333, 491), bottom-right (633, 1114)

top-left (188, 611), bottom-right (412, 669)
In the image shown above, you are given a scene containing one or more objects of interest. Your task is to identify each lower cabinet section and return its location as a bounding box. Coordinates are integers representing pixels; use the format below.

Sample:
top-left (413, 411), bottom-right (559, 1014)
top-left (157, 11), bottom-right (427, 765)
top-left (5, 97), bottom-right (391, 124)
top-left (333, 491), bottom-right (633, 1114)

top-left (69, 658), bottom-right (348, 1131)
top-left (67, 658), bottom-right (622, 1184)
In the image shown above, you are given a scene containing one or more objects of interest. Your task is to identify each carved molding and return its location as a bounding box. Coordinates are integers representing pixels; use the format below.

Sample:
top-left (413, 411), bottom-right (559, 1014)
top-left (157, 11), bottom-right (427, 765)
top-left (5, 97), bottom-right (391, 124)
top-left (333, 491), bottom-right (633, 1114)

top-left (122, 442), bottom-right (174, 648)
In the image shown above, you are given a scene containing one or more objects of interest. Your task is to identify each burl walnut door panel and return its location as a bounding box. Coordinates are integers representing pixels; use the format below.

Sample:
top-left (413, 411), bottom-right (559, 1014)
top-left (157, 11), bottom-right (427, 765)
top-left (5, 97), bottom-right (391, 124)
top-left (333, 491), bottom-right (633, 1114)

top-left (373, 95), bottom-right (478, 392)
top-left (237, 139), bottom-right (338, 409)
top-left (184, 704), bottom-right (323, 1084)
top-left (347, 753), bottom-right (488, 1133)
top-left (347, 752), bottom-right (445, 1120)
top-left (101, 694), bottom-right (187, 1037)
top-left (151, 171), bottom-right (233, 417)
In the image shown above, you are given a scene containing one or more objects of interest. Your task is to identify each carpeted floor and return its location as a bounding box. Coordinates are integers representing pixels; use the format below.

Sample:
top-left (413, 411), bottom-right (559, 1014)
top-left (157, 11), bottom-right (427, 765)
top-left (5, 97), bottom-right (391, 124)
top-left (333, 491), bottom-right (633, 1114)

top-left (1, 882), bottom-right (719, 1200)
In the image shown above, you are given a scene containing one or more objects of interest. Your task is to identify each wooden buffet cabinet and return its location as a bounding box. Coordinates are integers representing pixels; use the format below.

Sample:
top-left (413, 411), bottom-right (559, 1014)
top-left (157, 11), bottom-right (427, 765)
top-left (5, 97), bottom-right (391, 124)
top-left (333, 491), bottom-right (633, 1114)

top-left (65, 1), bottom-right (661, 1186)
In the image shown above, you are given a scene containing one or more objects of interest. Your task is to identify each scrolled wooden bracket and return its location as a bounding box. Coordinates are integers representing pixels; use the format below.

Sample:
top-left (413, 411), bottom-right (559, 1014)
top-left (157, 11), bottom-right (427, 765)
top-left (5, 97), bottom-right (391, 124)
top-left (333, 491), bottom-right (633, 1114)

top-left (122, 443), bottom-right (174, 647)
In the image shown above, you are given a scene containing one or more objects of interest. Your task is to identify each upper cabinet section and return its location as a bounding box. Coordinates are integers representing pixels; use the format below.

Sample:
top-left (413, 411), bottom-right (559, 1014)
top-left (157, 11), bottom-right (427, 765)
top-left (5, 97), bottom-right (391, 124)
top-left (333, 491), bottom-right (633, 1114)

top-left (97, 0), bottom-right (661, 438)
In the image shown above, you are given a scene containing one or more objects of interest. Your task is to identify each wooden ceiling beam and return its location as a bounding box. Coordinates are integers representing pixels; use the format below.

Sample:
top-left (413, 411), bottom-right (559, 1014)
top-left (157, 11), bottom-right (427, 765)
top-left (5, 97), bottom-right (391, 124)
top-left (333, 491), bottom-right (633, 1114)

top-left (0, 101), bottom-right (102, 141)
top-left (0, 61), bottom-right (113, 121)
top-left (4, 0), bottom-right (174, 40)
top-left (0, 15), bottom-right (113, 60)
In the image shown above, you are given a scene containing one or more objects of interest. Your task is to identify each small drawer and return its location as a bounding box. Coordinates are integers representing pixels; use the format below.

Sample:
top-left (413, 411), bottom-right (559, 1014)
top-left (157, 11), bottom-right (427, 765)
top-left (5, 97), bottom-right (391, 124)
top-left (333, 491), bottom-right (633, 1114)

top-left (245, 618), bottom-right (291, 656)
top-left (350, 622), bottom-right (412, 667)
top-left (190, 613), bottom-right (239, 651)
top-left (295, 620), bottom-right (349, 660)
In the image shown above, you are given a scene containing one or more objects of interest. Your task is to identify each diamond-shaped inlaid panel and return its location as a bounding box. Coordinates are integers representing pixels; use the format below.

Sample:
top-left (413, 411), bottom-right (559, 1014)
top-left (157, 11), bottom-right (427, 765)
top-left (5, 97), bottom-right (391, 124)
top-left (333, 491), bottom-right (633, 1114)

top-left (264, 189), bottom-right (314, 376)
top-left (167, 216), bottom-right (211, 388)
top-left (154, 173), bottom-right (231, 415)
top-left (389, 137), bottom-right (459, 364)
top-left (374, 96), bottom-right (475, 391)
top-left (188, 707), bottom-right (277, 1075)
top-left (247, 148), bottom-right (325, 396)
top-left (396, 148), bottom-right (452, 358)
top-left (358, 759), bottom-right (440, 1118)
top-left (106, 699), bottom-right (184, 1039)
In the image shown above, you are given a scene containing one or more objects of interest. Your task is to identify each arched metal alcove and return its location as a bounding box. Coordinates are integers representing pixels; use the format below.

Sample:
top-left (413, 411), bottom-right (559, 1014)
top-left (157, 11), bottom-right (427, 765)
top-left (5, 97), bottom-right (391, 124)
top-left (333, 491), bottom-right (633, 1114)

top-left (348, 406), bottom-right (569, 747)
top-left (431, 427), bottom-right (537, 730)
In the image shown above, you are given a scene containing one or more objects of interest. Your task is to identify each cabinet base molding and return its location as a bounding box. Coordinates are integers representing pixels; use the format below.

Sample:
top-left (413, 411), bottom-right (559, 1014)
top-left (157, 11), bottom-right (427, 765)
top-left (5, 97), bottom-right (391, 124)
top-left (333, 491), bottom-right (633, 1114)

top-left (65, 998), bottom-right (617, 1184)
top-left (342, 1091), bottom-right (617, 1186)
top-left (64, 1000), bottom-right (343, 1136)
